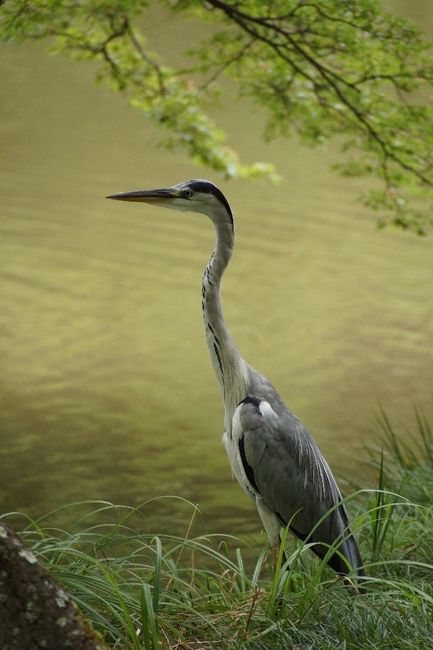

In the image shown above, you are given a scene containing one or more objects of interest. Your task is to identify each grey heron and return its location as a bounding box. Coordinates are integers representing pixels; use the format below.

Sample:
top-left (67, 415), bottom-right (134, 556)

top-left (107, 179), bottom-right (364, 582)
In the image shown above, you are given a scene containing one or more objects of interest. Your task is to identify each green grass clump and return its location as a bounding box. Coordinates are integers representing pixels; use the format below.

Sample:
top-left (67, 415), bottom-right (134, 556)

top-left (4, 411), bottom-right (433, 649)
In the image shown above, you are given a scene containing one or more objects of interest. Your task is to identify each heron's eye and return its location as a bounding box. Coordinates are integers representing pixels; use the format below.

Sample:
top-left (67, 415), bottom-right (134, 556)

top-left (184, 189), bottom-right (193, 198)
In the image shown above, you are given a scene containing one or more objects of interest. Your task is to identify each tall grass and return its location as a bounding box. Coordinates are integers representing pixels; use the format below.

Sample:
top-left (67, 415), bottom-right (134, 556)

top-left (3, 410), bottom-right (433, 649)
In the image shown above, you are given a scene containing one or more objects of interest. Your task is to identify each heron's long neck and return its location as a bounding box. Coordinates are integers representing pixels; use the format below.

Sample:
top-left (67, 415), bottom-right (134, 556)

top-left (202, 214), bottom-right (249, 416)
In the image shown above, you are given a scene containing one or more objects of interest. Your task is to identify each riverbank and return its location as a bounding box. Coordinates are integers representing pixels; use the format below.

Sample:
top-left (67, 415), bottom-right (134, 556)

top-left (8, 412), bottom-right (433, 649)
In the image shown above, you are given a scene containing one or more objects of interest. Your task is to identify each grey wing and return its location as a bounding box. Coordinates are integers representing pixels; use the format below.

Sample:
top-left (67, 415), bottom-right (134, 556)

top-left (232, 395), bottom-right (363, 574)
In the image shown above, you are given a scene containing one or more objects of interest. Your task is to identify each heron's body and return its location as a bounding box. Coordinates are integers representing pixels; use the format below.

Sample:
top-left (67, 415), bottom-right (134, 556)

top-left (108, 179), bottom-right (364, 581)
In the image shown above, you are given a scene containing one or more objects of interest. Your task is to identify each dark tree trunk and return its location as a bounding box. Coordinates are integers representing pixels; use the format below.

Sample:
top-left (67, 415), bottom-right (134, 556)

top-left (0, 521), bottom-right (110, 649)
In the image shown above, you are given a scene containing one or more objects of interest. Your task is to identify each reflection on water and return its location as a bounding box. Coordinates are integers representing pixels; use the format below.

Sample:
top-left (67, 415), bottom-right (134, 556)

top-left (1, 6), bottom-right (433, 537)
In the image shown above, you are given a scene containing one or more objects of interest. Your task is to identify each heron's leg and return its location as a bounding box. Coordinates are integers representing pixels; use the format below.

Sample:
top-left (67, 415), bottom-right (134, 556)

top-left (275, 542), bottom-right (287, 567)
top-left (256, 497), bottom-right (287, 567)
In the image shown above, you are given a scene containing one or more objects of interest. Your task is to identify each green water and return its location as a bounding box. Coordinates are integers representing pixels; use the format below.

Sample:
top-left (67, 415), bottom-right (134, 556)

top-left (1, 3), bottom-right (432, 538)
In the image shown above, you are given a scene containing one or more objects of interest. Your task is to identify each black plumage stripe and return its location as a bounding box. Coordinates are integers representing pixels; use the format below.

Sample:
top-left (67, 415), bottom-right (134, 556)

top-left (239, 435), bottom-right (259, 493)
top-left (213, 342), bottom-right (224, 379)
top-left (240, 395), bottom-right (262, 412)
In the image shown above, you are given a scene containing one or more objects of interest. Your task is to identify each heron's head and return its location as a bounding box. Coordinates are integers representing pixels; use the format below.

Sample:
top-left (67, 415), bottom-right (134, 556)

top-left (107, 179), bottom-right (233, 229)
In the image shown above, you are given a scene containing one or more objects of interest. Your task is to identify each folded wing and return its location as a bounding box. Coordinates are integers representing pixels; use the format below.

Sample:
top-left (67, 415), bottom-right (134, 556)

top-left (231, 395), bottom-right (363, 576)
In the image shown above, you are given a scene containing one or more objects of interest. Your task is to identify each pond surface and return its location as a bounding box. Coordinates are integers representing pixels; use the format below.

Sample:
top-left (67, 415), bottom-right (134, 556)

top-left (1, 3), bottom-right (432, 540)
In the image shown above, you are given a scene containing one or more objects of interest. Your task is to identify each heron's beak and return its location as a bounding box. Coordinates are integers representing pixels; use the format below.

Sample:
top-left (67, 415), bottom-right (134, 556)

top-left (106, 188), bottom-right (178, 204)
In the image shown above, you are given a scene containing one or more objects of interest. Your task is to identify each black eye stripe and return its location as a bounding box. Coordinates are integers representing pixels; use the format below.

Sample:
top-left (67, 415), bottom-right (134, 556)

top-left (186, 180), bottom-right (233, 225)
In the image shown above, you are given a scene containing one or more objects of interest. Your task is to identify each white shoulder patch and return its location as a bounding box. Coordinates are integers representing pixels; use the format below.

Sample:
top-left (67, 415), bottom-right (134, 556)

top-left (258, 400), bottom-right (275, 419)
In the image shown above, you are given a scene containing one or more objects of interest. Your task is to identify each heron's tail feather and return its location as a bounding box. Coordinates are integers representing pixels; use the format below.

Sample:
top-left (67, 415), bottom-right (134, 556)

top-left (326, 532), bottom-right (365, 577)
top-left (311, 529), bottom-right (366, 593)
top-left (290, 519), bottom-right (365, 587)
